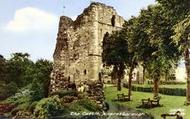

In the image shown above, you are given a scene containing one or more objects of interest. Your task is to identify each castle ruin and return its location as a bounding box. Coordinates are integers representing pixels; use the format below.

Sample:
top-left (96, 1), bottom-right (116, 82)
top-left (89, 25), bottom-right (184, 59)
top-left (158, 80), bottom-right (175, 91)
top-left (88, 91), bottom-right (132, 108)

top-left (49, 2), bottom-right (125, 104)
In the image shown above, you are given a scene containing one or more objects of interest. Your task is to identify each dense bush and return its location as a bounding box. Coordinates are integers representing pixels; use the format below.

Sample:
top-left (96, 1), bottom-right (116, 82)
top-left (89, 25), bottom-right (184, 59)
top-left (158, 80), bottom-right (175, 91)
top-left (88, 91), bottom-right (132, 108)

top-left (0, 103), bottom-right (16, 113)
top-left (28, 101), bottom-right (38, 113)
top-left (1, 53), bottom-right (52, 96)
top-left (159, 88), bottom-right (186, 96)
top-left (132, 86), bottom-right (153, 92)
top-left (13, 111), bottom-right (35, 119)
top-left (11, 102), bottom-right (31, 116)
top-left (147, 80), bottom-right (186, 85)
top-left (4, 86), bottom-right (35, 115)
top-left (51, 90), bottom-right (78, 98)
top-left (77, 98), bottom-right (101, 112)
top-left (123, 83), bottom-right (186, 96)
top-left (30, 80), bottom-right (44, 101)
top-left (67, 98), bottom-right (101, 112)
top-left (4, 88), bottom-right (32, 105)
top-left (34, 96), bottom-right (63, 119)
top-left (0, 53), bottom-right (103, 118)
top-left (0, 82), bottom-right (18, 100)
top-left (6, 53), bottom-right (35, 87)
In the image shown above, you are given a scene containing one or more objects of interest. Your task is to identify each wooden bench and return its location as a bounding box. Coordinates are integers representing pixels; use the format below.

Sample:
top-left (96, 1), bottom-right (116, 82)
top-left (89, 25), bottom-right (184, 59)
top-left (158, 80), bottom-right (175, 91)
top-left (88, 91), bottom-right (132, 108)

top-left (117, 93), bottom-right (130, 101)
top-left (141, 98), bottom-right (151, 108)
top-left (161, 114), bottom-right (176, 119)
top-left (161, 111), bottom-right (183, 119)
top-left (141, 97), bottom-right (160, 108)
top-left (151, 98), bottom-right (160, 106)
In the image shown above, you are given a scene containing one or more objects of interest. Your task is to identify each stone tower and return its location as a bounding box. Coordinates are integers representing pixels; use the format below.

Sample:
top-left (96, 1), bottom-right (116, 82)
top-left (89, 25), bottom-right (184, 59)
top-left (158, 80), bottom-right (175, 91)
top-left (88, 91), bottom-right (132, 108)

top-left (50, 2), bottom-right (125, 104)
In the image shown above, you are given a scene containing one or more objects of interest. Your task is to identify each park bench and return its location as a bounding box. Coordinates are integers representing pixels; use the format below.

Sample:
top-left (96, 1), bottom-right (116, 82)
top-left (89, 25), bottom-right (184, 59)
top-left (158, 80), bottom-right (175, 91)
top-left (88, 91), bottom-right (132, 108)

top-left (151, 99), bottom-right (159, 106)
top-left (161, 111), bottom-right (183, 119)
top-left (141, 98), bottom-right (151, 108)
top-left (117, 93), bottom-right (130, 101)
top-left (161, 113), bottom-right (176, 119)
top-left (141, 97), bottom-right (160, 108)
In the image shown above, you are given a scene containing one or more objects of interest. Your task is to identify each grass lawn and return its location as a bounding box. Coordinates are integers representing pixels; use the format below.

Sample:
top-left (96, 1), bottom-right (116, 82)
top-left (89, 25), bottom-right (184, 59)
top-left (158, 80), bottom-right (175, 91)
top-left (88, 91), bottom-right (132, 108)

top-left (104, 85), bottom-right (190, 119)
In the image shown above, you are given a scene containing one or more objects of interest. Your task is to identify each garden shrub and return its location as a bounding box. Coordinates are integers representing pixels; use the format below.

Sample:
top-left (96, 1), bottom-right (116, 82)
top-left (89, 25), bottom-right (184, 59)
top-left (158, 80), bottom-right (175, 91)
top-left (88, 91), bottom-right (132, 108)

top-left (147, 80), bottom-right (186, 85)
top-left (11, 102), bottom-right (30, 116)
top-left (160, 80), bottom-right (186, 85)
top-left (34, 96), bottom-right (63, 119)
top-left (0, 82), bottom-right (18, 100)
top-left (0, 103), bottom-right (16, 113)
top-left (67, 101), bottom-right (87, 113)
top-left (13, 111), bottom-right (35, 119)
top-left (67, 98), bottom-right (101, 112)
top-left (4, 88), bottom-right (32, 105)
top-left (77, 98), bottom-right (101, 112)
top-left (28, 101), bottom-right (38, 113)
top-left (123, 83), bottom-right (186, 96)
top-left (30, 80), bottom-right (44, 101)
top-left (159, 88), bottom-right (186, 96)
top-left (51, 90), bottom-right (78, 98)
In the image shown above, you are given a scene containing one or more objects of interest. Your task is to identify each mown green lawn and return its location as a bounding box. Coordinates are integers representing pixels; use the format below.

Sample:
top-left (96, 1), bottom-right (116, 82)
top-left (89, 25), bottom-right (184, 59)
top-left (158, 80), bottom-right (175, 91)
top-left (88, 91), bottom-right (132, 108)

top-left (104, 86), bottom-right (190, 119)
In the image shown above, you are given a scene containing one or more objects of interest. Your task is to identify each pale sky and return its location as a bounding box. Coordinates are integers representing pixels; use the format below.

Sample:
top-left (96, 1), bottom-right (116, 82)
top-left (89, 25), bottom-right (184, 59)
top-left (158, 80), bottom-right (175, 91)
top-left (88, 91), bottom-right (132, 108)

top-left (0, 0), bottom-right (156, 61)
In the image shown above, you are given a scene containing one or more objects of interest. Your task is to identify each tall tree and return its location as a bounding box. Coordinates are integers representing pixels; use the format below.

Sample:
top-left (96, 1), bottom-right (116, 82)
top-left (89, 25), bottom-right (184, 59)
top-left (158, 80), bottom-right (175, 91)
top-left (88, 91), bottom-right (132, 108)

top-left (130, 4), bottom-right (181, 97)
top-left (172, 16), bottom-right (190, 103)
top-left (6, 52), bottom-right (34, 87)
top-left (102, 26), bottom-right (139, 100)
top-left (35, 59), bottom-right (53, 97)
top-left (123, 18), bottom-right (145, 98)
top-left (102, 32), bottom-right (128, 91)
top-left (0, 55), bottom-right (7, 82)
top-left (156, 0), bottom-right (190, 102)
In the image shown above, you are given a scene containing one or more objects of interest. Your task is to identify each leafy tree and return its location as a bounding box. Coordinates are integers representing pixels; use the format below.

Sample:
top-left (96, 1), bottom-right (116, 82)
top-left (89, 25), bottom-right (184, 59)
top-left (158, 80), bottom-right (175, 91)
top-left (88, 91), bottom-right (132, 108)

top-left (102, 32), bottom-right (127, 91)
top-left (172, 16), bottom-right (190, 103)
top-left (0, 55), bottom-right (20, 99)
top-left (102, 28), bottom-right (139, 100)
top-left (122, 18), bottom-right (143, 98)
top-left (6, 53), bottom-right (34, 87)
top-left (30, 79), bottom-right (44, 101)
top-left (138, 4), bottom-right (181, 97)
top-left (0, 55), bottom-right (7, 82)
top-left (34, 59), bottom-right (53, 97)
top-left (0, 52), bottom-right (53, 102)
top-left (156, 0), bottom-right (190, 22)
top-left (156, 0), bottom-right (190, 102)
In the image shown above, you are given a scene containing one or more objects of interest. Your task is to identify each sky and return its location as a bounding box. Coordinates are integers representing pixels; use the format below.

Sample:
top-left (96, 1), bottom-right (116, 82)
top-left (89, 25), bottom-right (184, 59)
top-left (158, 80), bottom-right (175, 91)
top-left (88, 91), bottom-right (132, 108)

top-left (0, 0), bottom-right (156, 61)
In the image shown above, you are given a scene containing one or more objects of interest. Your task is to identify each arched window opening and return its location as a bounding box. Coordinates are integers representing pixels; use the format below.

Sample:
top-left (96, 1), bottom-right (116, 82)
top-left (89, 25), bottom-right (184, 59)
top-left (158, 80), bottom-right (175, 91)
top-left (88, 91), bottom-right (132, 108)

top-left (84, 69), bottom-right (87, 75)
top-left (111, 15), bottom-right (116, 27)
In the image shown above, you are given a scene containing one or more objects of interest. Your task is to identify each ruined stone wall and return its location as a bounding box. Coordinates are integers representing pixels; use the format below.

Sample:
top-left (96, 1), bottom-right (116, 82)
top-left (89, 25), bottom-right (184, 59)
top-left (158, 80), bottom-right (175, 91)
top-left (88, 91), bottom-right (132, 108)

top-left (92, 3), bottom-right (125, 82)
top-left (50, 2), bottom-right (125, 104)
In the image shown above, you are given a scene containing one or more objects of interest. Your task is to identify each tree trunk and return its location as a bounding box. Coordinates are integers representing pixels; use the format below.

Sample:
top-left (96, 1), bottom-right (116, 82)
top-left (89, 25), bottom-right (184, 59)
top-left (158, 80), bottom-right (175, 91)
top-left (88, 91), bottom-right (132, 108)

top-left (128, 66), bottom-right (134, 100)
top-left (142, 66), bottom-right (145, 84)
top-left (113, 66), bottom-right (121, 91)
top-left (184, 47), bottom-right (190, 104)
top-left (165, 72), bottom-right (168, 81)
top-left (117, 75), bottom-right (121, 91)
top-left (117, 64), bottom-right (125, 91)
top-left (153, 78), bottom-right (159, 98)
top-left (137, 71), bottom-right (140, 84)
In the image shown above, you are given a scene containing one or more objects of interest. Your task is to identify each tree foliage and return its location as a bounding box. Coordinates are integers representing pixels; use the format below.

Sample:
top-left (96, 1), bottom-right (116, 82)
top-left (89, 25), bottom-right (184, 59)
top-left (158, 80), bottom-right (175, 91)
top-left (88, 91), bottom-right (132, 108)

top-left (102, 31), bottom-right (128, 91)
top-left (0, 53), bottom-right (53, 100)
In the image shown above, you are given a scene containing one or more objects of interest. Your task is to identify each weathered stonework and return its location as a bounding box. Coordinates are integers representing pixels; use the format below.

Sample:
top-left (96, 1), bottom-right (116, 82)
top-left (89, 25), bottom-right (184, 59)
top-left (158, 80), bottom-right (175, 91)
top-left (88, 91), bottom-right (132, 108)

top-left (50, 2), bottom-right (125, 104)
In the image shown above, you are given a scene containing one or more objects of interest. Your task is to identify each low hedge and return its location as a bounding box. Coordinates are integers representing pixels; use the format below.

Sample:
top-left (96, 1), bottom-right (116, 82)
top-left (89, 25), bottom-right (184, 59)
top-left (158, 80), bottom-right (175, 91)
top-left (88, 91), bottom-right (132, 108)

top-left (123, 83), bottom-right (186, 96)
top-left (147, 80), bottom-right (186, 85)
